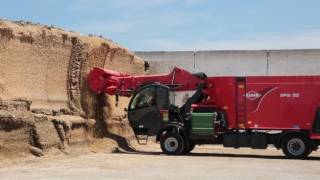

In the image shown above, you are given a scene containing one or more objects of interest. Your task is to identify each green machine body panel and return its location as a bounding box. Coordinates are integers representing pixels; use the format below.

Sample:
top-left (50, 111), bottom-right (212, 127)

top-left (191, 112), bottom-right (216, 135)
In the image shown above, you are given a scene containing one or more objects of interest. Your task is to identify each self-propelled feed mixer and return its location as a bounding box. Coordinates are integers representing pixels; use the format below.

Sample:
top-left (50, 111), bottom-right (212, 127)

top-left (88, 67), bottom-right (320, 158)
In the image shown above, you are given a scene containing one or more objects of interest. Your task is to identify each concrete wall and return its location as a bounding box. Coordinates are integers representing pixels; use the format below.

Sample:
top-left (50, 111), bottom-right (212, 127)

top-left (268, 50), bottom-right (320, 75)
top-left (136, 49), bottom-right (320, 76)
top-left (138, 51), bottom-right (195, 74)
top-left (136, 49), bottom-right (320, 106)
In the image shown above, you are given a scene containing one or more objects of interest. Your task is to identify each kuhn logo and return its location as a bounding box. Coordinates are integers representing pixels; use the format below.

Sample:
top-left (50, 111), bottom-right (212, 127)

top-left (245, 91), bottom-right (262, 100)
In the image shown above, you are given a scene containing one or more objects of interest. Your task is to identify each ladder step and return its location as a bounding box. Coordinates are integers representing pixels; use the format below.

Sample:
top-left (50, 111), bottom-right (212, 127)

top-left (135, 134), bottom-right (148, 145)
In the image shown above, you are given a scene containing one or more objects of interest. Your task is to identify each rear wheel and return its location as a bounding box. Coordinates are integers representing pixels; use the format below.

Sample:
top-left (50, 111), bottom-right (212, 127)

top-left (160, 132), bottom-right (185, 155)
top-left (281, 134), bottom-right (312, 159)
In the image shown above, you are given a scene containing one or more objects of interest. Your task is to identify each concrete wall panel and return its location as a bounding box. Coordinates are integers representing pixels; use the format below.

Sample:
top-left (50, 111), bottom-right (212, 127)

top-left (136, 51), bottom-right (195, 74)
top-left (268, 49), bottom-right (320, 75)
top-left (195, 50), bottom-right (267, 76)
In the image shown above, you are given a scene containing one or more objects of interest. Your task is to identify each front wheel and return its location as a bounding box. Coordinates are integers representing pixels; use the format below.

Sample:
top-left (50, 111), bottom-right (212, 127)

top-left (281, 134), bottom-right (312, 159)
top-left (160, 132), bottom-right (185, 155)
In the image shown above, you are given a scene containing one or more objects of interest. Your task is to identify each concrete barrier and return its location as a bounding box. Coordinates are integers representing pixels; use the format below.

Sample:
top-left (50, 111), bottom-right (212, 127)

top-left (136, 49), bottom-right (320, 76)
top-left (195, 50), bottom-right (268, 76)
top-left (136, 51), bottom-right (195, 74)
top-left (268, 49), bottom-right (320, 75)
top-left (136, 49), bottom-right (320, 106)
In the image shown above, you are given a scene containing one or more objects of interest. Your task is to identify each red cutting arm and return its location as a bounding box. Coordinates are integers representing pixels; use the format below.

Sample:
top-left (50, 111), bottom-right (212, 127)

top-left (88, 67), bottom-right (205, 96)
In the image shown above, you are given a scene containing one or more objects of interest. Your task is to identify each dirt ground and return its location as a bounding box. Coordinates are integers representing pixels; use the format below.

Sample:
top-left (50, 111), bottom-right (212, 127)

top-left (1, 144), bottom-right (320, 180)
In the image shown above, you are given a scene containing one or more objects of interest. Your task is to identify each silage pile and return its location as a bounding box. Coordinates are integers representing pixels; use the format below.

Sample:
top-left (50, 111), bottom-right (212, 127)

top-left (0, 19), bottom-right (145, 160)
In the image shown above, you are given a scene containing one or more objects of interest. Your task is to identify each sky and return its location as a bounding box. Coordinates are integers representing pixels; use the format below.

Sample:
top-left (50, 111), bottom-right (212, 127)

top-left (1, 0), bottom-right (320, 51)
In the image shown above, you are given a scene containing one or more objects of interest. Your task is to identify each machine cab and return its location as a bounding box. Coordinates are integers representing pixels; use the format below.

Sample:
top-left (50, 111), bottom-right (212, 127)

top-left (128, 84), bottom-right (171, 136)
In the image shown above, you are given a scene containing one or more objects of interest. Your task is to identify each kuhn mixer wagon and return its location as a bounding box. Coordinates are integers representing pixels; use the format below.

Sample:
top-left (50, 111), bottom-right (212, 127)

top-left (88, 67), bottom-right (320, 158)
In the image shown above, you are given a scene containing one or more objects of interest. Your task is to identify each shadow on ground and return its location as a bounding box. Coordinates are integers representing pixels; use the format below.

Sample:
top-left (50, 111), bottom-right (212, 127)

top-left (115, 149), bottom-right (320, 161)
top-left (104, 132), bottom-right (137, 152)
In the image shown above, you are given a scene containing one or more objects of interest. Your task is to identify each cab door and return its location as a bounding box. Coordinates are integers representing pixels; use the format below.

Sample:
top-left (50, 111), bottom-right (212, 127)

top-left (128, 84), bottom-right (169, 135)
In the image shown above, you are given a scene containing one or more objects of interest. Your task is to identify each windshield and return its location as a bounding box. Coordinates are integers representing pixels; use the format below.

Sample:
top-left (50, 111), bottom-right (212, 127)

top-left (130, 87), bottom-right (156, 109)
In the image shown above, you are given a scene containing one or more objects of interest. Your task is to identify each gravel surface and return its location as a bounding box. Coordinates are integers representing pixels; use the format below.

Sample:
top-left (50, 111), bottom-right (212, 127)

top-left (1, 144), bottom-right (320, 180)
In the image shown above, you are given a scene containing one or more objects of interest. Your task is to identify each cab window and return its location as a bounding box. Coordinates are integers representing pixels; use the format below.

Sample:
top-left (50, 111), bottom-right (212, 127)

top-left (130, 87), bottom-right (156, 109)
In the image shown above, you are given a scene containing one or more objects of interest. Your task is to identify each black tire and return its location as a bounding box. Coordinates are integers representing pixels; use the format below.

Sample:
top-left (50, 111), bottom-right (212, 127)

top-left (160, 132), bottom-right (185, 155)
top-left (183, 140), bottom-right (195, 153)
top-left (281, 134), bottom-right (312, 159)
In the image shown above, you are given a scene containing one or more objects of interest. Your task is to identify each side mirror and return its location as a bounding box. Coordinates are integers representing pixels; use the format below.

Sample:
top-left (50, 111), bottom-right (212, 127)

top-left (124, 108), bottom-right (128, 112)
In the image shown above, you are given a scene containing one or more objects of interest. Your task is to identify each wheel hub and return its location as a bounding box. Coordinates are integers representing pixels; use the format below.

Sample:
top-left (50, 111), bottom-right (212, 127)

top-left (164, 137), bottom-right (178, 152)
top-left (287, 138), bottom-right (305, 156)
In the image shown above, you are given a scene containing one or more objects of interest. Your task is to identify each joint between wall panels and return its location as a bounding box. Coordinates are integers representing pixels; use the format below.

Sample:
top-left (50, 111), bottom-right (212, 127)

top-left (193, 50), bottom-right (196, 72)
top-left (266, 51), bottom-right (270, 76)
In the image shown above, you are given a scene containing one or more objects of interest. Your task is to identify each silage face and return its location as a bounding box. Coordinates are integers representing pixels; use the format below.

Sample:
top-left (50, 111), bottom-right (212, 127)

top-left (0, 19), bottom-right (145, 157)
